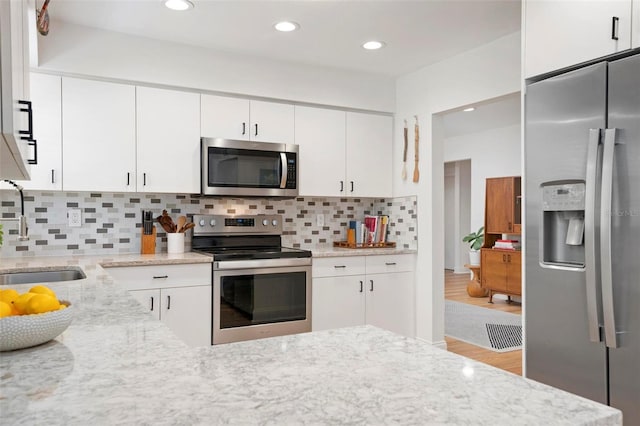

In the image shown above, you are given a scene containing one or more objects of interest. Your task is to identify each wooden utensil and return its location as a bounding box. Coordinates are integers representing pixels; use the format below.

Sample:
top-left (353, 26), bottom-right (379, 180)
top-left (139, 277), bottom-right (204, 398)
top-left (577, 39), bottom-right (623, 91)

top-left (402, 119), bottom-right (408, 180)
top-left (180, 222), bottom-right (195, 233)
top-left (412, 115), bottom-right (420, 183)
top-left (156, 210), bottom-right (176, 233)
top-left (176, 216), bottom-right (186, 233)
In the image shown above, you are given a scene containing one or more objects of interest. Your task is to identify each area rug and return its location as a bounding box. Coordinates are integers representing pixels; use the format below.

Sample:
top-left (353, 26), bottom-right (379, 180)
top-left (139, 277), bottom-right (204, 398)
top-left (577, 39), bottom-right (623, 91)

top-left (445, 300), bottom-right (522, 352)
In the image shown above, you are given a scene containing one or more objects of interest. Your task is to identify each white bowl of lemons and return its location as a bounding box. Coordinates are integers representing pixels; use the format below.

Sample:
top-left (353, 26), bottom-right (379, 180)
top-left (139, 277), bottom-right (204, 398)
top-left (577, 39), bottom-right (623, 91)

top-left (0, 285), bottom-right (74, 352)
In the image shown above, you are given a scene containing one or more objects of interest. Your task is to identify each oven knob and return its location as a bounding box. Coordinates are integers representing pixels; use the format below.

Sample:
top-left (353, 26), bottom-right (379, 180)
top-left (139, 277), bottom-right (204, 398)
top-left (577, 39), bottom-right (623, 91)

top-left (210, 219), bottom-right (216, 227)
top-left (199, 219), bottom-right (205, 227)
top-left (262, 219), bottom-right (269, 226)
top-left (272, 219), bottom-right (278, 227)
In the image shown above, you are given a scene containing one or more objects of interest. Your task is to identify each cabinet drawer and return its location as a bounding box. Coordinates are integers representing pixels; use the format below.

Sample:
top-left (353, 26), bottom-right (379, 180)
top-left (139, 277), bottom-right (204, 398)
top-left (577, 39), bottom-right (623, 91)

top-left (365, 254), bottom-right (415, 274)
top-left (107, 263), bottom-right (211, 291)
top-left (312, 256), bottom-right (365, 278)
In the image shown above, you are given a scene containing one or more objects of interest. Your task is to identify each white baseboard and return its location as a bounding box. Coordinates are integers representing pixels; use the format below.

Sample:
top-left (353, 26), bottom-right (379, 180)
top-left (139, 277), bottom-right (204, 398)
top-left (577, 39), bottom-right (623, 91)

top-left (453, 267), bottom-right (468, 274)
top-left (416, 337), bottom-right (448, 350)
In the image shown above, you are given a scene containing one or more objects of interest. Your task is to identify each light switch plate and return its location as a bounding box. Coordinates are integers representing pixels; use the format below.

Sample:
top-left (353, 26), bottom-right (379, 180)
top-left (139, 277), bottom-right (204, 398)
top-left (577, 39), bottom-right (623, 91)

top-left (316, 214), bottom-right (324, 227)
top-left (68, 209), bottom-right (82, 227)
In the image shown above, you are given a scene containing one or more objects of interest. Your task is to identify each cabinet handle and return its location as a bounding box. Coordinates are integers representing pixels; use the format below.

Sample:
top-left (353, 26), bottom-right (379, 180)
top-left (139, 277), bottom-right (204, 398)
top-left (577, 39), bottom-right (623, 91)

top-left (254, 123), bottom-right (258, 136)
top-left (167, 295), bottom-right (171, 310)
top-left (242, 122), bottom-right (246, 135)
top-left (24, 138), bottom-right (37, 165)
top-left (51, 169), bottom-right (55, 184)
top-left (150, 296), bottom-right (154, 311)
top-left (503, 254), bottom-right (506, 262)
top-left (508, 254), bottom-right (511, 262)
top-left (127, 172), bottom-right (130, 186)
top-left (359, 280), bottom-right (363, 293)
top-left (18, 100), bottom-right (33, 138)
top-left (385, 262), bottom-right (397, 266)
top-left (611, 16), bottom-right (619, 40)
top-left (340, 181), bottom-right (344, 192)
top-left (153, 275), bottom-right (169, 279)
top-left (143, 173), bottom-right (147, 186)
top-left (369, 280), bottom-right (374, 292)
top-left (508, 221), bottom-right (512, 230)
top-left (334, 265), bottom-right (346, 269)
top-left (350, 181), bottom-right (354, 192)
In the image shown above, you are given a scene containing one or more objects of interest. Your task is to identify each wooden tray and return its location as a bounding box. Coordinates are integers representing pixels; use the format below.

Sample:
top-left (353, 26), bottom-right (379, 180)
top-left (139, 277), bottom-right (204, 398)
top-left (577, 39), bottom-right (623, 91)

top-left (333, 241), bottom-right (396, 249)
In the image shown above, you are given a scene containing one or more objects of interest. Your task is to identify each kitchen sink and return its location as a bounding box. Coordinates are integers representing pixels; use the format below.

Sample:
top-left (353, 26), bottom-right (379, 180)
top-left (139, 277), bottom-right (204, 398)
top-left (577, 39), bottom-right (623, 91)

top-left (0, 268), bottom-right (86, 286)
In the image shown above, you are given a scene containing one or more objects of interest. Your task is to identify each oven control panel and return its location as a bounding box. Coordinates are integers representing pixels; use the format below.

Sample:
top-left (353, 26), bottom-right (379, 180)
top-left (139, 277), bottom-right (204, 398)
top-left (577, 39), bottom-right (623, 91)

top-left (192, 214), bottom-right (282, 236)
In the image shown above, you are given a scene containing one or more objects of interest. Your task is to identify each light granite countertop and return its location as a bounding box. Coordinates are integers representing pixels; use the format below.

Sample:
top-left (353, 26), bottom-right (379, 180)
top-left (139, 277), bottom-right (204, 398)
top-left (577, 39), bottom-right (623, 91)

top-left (310, 245), bottom-right (417, 258)
top-left (0, 254), bottom-right (621, 425)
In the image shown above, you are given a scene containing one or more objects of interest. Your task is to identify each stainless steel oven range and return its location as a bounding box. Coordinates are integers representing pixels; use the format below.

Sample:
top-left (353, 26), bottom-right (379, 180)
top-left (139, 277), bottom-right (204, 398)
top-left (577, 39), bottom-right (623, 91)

top-left (192, 214), bottom-right (312, 345)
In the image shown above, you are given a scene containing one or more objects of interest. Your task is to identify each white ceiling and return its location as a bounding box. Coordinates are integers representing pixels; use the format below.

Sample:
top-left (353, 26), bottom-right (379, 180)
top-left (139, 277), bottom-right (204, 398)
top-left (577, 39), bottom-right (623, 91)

top-left (46, 0), bottom-right (521, 77)
top-left (442, 92), bottom-right (521, 138)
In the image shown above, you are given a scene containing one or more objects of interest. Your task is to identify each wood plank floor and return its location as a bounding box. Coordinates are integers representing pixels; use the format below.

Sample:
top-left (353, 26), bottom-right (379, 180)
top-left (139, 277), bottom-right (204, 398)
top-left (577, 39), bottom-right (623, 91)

top-left (444, 269), bottom-right (523, 375)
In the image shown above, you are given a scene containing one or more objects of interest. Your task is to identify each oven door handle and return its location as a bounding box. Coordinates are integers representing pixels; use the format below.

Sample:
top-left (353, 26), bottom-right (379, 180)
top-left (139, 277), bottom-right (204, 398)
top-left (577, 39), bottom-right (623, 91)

top-left (215, 257), bottom-right (312, 270)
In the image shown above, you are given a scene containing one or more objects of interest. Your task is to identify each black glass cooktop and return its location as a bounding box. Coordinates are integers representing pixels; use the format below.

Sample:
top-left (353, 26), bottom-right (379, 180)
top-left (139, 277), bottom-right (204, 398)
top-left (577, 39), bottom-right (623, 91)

top-left (197, 246), bottom-right (311, 261)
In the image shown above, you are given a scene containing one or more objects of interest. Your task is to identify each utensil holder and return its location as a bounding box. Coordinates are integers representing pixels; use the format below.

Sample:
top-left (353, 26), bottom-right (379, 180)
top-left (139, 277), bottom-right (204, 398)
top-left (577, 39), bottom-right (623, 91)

top-left (167, 232), bottom-right (185, 254)
top-left (140, 227), bottom-right (156, 254)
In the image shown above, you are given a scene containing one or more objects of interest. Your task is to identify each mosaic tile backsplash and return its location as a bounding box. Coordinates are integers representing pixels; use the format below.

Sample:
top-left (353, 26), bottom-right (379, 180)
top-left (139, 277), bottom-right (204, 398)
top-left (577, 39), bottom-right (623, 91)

top-left (0, 191), bottom-right (417, 258)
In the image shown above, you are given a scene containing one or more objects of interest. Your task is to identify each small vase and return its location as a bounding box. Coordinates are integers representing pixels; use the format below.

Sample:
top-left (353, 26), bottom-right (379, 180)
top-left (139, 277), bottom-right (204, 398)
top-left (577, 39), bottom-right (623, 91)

top-left (468, 250), bottom-right (480, 266)
top-left (167, 233), bottom-right (185, 254)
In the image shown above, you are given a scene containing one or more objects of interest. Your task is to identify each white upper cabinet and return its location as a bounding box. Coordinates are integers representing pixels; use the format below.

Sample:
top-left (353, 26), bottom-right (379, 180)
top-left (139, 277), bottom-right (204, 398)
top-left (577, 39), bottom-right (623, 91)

top-left (200, 95), bottom-right (250, 141)
top-left (19, 73), bottom-right (62, 190)
top-left (136, 87), bottom-right (200, 194)
top-left (524, 0), bottom-right (633, 78)
top-left (62, 77), bottom-right (136, 192)
top-left (345, 112), bottom-right (393, 198)
top-left (249, 100), bottom-right (295, 144)
top-left (0, 0), bottom-right (32, 180)
top-left (201, 95), bottom-right (294, 144)
top-left (295, 106), bottom-right (346, 196)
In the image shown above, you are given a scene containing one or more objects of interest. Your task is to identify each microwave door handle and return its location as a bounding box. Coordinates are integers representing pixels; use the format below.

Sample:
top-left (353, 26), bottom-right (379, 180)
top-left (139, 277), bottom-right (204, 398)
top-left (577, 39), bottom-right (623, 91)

top-left (280, 153), bottom-right (287, 188)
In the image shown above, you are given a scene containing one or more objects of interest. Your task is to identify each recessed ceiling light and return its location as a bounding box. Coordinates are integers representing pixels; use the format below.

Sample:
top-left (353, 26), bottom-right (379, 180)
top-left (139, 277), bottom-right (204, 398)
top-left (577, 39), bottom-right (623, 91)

top-left (362, 41), bottom-right (385, 50)
top-left (165, 0), bottom-right (194, 11)
top-left (463, 107), bottom-right (476, 112)
top-left (274, 21), bottom-right (299, 32)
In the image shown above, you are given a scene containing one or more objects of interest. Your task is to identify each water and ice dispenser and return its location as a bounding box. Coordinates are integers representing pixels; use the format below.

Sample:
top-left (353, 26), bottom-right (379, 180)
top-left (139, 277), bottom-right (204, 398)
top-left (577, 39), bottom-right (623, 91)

top-left (541, 182), bottom-right (586, 268)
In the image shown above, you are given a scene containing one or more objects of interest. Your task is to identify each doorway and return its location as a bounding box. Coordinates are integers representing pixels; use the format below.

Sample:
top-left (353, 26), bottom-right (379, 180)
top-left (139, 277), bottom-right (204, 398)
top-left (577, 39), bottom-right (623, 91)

top-left (436, 92), bottom-right (523, 375)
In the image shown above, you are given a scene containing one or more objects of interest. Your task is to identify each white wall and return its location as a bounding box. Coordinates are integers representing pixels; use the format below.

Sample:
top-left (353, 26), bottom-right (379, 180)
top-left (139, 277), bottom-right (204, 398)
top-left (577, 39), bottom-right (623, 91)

top-left (394, 31), bottom-right (521, 346)
top-left (35, 21), bottom-right (395, 112)
top-left (444, 124), bottom-right (521, 233)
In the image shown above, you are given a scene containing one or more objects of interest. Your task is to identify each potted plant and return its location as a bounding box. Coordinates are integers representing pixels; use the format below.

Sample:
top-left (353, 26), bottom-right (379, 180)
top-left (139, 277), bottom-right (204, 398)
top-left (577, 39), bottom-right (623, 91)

top-left (462, 226), bottom-right (484, 265)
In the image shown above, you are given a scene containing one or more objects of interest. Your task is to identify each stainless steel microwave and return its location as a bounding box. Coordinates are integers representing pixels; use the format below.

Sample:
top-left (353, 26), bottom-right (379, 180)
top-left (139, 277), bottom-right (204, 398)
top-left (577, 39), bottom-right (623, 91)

top-left (201, 138), bottom-right (298, 197)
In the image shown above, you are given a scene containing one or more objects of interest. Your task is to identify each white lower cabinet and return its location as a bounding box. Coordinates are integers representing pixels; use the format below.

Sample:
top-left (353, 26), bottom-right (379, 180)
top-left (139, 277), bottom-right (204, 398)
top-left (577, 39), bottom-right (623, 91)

top-left (312, 254), bottom-right (415, 337)
top-left (107, 263), bottom-right (212, 347)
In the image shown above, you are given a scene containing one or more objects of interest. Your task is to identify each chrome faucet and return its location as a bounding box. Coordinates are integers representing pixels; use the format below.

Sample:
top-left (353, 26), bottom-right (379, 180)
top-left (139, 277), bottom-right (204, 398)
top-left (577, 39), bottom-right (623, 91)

top-left (2, 180), bottom-right (29, 241)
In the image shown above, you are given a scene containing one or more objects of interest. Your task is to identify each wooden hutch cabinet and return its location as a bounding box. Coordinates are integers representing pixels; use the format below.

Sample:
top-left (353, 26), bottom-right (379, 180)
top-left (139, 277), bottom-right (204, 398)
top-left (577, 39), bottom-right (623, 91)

top-left (481, 176), bottom-right (522, 303)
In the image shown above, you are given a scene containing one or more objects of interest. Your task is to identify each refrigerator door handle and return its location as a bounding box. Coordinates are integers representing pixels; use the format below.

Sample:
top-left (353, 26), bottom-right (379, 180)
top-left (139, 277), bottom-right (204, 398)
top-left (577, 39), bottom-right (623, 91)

top-left (585, 128), bottom-right (603, 343)
top-left (600, 128), bottom-right (619, 349)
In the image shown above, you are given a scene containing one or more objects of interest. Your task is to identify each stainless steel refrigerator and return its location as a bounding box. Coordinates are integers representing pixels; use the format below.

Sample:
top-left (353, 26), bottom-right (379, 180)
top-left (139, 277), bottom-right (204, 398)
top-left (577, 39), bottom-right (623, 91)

top-left (525, 52), bottom-right (639, 424)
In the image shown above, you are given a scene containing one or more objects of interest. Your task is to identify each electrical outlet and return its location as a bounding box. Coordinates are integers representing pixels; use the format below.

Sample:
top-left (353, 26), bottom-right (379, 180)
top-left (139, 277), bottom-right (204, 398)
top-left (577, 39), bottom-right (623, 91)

top-left (316, 214), bottom-right (324, 227)
top-left (68, 209), bottom-right (82, 227)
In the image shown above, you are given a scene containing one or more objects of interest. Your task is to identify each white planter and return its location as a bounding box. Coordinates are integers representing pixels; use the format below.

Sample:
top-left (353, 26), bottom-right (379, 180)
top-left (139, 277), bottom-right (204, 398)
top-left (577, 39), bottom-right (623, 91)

top-left (468, 250), bottom-right (480, 266)
top-left (167, 233), bottom-right (185, 254)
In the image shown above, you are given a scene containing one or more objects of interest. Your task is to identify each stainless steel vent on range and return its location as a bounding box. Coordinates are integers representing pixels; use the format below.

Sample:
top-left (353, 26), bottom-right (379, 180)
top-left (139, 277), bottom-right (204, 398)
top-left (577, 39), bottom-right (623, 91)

top-left (200, 138), bottom-right (298, 197)
top-left (192, 214), bottom-right (312, 345)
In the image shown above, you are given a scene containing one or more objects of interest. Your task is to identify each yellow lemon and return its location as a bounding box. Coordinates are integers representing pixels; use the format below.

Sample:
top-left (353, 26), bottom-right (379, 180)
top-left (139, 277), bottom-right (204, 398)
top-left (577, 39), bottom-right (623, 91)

top-left (58, 304), bottom-right (67, 310)
top-left (0, 301), bottom-right (12, 318)
top-left (0, 288), bottom-right (20, 304)
top-left (12, 292), bottom-right (36, 315)
top-left (29, 285), bottom-right (57, 299)
top-left (25, 294), bottom-right (60, 314)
